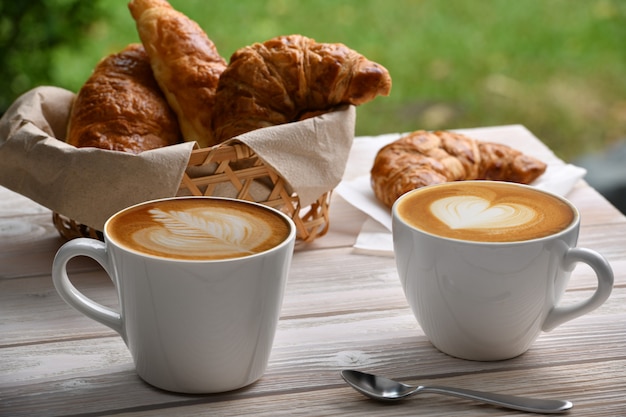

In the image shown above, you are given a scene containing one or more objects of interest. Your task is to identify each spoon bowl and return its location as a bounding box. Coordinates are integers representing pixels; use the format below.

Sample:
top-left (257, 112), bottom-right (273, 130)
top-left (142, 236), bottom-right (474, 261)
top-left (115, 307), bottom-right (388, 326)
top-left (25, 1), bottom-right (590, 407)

top-left (341, 370), bottom-right (573, 414)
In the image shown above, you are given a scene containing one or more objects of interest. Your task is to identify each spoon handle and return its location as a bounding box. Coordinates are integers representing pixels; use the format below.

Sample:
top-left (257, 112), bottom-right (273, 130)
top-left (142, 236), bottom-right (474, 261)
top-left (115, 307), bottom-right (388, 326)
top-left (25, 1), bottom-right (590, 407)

top-left (420, 385), bottom-right (573, 414)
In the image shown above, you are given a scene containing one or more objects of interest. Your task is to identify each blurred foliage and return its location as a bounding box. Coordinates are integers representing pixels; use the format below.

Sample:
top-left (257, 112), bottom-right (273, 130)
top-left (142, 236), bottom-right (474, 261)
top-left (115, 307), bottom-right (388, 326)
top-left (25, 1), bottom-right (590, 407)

top-left (1, 0), bottom-right (625, 161)
top-left (0, 0), bottom-right (109, 113)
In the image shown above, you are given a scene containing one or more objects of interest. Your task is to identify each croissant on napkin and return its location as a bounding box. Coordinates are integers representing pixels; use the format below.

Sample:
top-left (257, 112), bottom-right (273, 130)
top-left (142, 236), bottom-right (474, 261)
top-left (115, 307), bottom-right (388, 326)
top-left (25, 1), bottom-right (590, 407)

top-left (66, 43), bottom-right (182, 154)
top-left (371, 130), bottom-right (548, 208)
top-left (212, 34), bottom-right (392, 143)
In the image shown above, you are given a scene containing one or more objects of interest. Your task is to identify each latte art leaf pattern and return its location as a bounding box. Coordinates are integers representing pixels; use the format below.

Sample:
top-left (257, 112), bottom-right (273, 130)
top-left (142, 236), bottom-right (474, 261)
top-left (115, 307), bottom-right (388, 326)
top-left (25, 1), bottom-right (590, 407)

top-left (149, 208), bottom-right (253, 247)
top-left (431, 196), bottom-right (537, 230)
top-left (128, 207), bottom-right (273, 257)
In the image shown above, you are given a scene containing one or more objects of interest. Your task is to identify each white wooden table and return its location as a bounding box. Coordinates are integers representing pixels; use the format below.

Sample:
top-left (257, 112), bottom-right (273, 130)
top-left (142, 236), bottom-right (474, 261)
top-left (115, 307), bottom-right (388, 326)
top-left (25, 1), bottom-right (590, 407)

top-left (1, 125), bottom-right (625, 416)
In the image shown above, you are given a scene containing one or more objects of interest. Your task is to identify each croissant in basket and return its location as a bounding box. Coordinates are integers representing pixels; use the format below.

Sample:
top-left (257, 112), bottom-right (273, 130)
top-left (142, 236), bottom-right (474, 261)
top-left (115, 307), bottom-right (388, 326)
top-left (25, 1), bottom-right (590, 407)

top-left (66, 43), bottom-right (182, 153)
top-left (371, 130), bottom-right (548, 208)
top-left (212, 34), bottom-right (392, 143)
top-left (129, 0), bottom-right (227, 148)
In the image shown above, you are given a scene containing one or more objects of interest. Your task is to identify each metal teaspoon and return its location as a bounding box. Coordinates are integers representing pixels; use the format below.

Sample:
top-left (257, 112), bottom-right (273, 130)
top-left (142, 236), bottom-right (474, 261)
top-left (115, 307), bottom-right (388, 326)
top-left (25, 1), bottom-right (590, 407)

top-left (341, 370), bottom-right (573, 414)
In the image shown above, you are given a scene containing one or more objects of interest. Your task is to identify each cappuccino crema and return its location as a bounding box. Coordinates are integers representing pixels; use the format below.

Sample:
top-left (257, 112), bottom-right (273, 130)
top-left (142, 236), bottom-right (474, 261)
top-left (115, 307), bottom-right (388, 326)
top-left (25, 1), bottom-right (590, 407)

top-left (396, 181), bottom-right (575, 242)
top-left (106, 198), bottom-right (292, 260)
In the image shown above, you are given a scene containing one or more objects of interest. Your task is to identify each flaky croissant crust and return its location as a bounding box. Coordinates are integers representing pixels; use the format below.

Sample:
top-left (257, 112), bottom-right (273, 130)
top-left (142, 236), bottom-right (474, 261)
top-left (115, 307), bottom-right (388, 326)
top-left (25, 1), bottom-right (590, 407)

top-left (371, 130), bottom-right (548, 208)
top-left (66, 43), bottom-right (181, 154)
top-left (212, 34), bottom-right (392, 143)
top-left (129, 0), bottom-right (227, 148)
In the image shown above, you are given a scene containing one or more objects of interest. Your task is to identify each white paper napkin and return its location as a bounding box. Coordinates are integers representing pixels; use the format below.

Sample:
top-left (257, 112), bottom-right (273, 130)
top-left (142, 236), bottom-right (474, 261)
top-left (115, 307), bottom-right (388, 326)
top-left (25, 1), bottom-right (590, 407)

top-left (336, 129), bottom-right (587, 257)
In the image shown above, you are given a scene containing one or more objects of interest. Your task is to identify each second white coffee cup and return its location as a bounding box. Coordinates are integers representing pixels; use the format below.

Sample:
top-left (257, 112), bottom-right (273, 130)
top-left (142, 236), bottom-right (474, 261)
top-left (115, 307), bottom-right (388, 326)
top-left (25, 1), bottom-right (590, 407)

top-left (392, 181), bottom-right (614, 361)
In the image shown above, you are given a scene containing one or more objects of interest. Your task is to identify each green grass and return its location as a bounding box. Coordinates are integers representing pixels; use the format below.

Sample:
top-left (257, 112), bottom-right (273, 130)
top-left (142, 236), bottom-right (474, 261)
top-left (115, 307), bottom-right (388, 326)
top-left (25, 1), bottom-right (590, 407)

top-left (21, 0), bottom-right (626, 160)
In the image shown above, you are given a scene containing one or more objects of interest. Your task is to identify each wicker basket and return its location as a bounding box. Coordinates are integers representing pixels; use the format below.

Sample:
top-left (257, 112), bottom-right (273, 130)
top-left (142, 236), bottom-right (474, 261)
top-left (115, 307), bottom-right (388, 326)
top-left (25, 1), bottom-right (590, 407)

top-left (53, 141), bottom-right (332, 243)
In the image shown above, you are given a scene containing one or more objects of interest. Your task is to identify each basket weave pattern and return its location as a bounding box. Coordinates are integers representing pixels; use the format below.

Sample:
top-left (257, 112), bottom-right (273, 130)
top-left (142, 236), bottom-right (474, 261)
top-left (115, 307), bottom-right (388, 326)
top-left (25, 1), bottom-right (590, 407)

top-left (53, 142), bottom-right (331, 243)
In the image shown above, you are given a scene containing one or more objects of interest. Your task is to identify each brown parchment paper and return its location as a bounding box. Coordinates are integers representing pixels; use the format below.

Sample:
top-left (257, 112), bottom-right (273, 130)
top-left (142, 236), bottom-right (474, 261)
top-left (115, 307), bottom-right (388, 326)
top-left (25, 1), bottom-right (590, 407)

top-left (0, 86), bottom-right (355, 231)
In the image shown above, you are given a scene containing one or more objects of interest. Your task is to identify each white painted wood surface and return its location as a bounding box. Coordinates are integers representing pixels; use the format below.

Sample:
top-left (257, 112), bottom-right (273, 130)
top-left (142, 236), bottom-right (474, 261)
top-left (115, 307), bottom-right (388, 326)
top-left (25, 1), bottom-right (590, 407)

top-left (1, 126), bottom-right (625, 416)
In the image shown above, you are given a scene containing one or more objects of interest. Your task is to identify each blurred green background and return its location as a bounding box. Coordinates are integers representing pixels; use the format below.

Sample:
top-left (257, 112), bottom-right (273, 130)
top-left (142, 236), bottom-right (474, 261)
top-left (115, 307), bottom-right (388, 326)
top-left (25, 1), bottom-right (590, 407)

top-left (1, 0), bottom-right (625, 162)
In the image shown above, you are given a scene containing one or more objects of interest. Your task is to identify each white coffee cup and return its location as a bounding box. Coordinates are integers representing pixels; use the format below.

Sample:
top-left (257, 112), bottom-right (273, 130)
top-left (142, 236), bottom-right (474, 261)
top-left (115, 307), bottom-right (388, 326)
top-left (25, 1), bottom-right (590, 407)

top-left (52, 197), bottom-right (296, 393)
top-left (392, 181), bottom-right (614, 361)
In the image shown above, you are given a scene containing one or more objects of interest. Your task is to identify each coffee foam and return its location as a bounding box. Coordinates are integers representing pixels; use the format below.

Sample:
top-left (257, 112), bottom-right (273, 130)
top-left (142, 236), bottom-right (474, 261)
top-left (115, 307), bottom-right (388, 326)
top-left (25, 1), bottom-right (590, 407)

top-left (430, 195), bottom-right (537, 230)
top-left (107, 199), bottom-right (291, 260)
top-left (396, 182), bottom-right (575, 242)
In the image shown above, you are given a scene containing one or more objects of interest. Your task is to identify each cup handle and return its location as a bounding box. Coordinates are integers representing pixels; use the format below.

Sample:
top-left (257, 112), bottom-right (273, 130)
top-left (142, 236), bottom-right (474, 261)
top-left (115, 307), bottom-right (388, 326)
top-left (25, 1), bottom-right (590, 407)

top-left (52, 238), bottom-right (124, 338)
top-left (542, 247), bottom-right (614, 331)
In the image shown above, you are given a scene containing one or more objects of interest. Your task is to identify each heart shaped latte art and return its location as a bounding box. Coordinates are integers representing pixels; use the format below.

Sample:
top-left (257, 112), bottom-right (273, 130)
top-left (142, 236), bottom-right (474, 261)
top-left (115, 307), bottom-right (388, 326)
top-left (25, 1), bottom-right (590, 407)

top-left (430, 195), bottom-right (536, 230)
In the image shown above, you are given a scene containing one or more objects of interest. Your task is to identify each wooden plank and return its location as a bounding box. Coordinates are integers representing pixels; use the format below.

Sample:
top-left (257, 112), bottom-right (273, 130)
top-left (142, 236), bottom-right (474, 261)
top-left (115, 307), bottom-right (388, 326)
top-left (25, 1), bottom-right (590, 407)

top-left (0, 270), bottom-right (119, 346)
top-left (2, 246), bottom-right (623, 346)
top-left (2, 287), bottom-right (624, 387)
top-left (569, 183), bottom-right (626, 226)
top-left (109, 360), bottom-right (626, 417)
top-left (1, 317), bottom-right (624, 417)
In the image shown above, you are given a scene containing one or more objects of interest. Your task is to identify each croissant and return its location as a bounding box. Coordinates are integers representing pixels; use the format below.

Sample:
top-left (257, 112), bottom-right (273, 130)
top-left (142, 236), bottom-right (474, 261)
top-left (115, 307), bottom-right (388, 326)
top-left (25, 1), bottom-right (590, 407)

top-left (371, 130), bottom-right (548, 208)
top-left (129, 0), bottom-right (227, 147)
top-left (66, 43), bottom-right (181, 154)
top-left (212, 34), bottom-right (392, 143)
